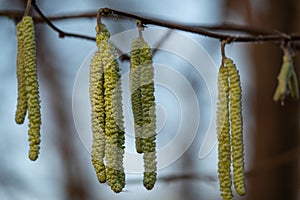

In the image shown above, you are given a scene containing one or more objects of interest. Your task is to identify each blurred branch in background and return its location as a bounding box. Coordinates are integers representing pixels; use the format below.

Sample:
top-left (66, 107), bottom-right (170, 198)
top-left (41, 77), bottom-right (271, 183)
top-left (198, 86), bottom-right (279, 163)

top-left (127, 145), bottom-right (299, 185)
top-left (127, 172), bottom-right (216, 185)
top-left (0, 167), bottom-right (34, 199)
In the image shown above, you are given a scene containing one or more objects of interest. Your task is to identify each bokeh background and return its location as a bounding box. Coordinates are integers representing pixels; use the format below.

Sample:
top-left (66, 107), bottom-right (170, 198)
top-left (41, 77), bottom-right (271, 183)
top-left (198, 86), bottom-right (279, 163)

top-left (0, 0), bottom-right (299, 200)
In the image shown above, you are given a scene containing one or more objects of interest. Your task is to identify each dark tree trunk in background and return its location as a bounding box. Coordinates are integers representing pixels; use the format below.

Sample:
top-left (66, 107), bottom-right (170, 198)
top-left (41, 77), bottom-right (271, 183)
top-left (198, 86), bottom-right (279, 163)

top-left (225, 0), bottom-right (299, 199)
top-left (248, 1), bottom-right (299, 199)
top-left (36, 30), bottom-right (93, 200)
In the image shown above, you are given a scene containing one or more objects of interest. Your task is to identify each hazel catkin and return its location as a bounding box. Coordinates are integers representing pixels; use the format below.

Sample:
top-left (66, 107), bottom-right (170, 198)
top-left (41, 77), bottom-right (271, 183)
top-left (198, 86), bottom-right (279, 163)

top-left (140, 41), bottom-right (157, 190)
top-left (217, 63), bottom-right (233, 200)
top-left (99, 26), bottom-right (125, 193)
top-left (15, 20), bottom-right (28, 124)
top-left (226, 58), bottom-right (246, 196)
top-left (130, 38), bottom-right (144, 153)
top-left (273, 50), bottom-right (293, 102)
top-left (288, 63), bottom-right (299, 100)
top-left (129, 37), bottom-right (157, 190)
top-left (90, 48), bottom-right (106, 183)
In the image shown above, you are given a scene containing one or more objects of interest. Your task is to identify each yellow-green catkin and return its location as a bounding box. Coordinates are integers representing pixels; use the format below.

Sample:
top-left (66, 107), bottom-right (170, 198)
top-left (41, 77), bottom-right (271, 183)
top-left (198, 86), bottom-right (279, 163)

top-left (217, 61), bottom-right (233, 200)
top-left (130, 38), bottom-right (144, 153)
top-left (20, 16), bottom-right (41, 161)
top-left (140, 41), bottom-right (157, 190)
top-left (226, 58), bottom-right (246, 196)
top-left (15, 20), bottom-right (28, 124)
top-left (95, 23), bottom-right (110, 47)
top-left (98, 24), bottom-right (125, 193)
top-left (273, 50), bottom-right (293, 102)
top-left (89, 24), bottom-right (110, 183)
top-left (90, 28), bottom-right (107, 183)
top-left (288, 63), bottom-right (299, 100)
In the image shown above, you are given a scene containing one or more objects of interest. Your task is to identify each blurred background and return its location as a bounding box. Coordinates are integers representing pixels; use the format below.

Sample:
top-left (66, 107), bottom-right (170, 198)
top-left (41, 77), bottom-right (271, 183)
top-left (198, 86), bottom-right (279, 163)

top-left (0, 0), bottom-right (299, 199)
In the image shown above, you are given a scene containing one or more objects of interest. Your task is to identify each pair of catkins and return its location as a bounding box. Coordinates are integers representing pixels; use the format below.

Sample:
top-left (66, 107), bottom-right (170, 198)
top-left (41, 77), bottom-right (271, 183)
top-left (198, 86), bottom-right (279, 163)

top-left (89, 23), bottom-right (157, 193)
top-left (15, 16), bottom-right (41, 161)
top-left (217, 58), bottom-right (246, 200)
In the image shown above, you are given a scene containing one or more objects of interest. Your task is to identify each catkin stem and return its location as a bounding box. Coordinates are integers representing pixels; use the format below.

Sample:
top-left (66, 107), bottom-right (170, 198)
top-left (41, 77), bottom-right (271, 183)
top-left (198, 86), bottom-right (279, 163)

top-left (24, 0), bottom-right (32, 16)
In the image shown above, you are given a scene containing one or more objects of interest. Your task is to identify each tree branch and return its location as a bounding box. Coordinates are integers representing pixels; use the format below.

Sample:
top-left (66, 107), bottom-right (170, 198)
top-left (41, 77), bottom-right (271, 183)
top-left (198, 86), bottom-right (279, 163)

top-left (31, 0), bottom-right (95, 41)
top-left (2, 3), bottom-right (300, 56)
top-left (99, 8), bottom-right (300, 43)
top-left (2, 6), bottom-right (299, 43)
top-left (0, 10), bottom-right (95, 22)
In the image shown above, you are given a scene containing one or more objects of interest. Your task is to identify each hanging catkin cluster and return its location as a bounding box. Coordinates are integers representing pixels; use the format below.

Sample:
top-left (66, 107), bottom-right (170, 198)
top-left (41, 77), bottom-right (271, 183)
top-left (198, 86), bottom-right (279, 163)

top-left (90, 23), bottom-right (125, 193)
top-left (273, 48), bottom-right (299, 103)
top-left (130, 37), bottom-right (157, 190)
top-left (217, 58), bottom-right (246, 200)
top-left (15, 16), bottom-right (41, 161)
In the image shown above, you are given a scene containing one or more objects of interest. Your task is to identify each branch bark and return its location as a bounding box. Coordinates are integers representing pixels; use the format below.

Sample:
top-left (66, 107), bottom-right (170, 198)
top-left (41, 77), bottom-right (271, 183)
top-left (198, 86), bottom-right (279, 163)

top-left (2, 4), bottom-right (300, 44)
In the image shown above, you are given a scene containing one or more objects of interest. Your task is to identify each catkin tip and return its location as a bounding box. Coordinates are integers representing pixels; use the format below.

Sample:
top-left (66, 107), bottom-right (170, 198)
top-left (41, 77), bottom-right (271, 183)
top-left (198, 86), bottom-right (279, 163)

top-left (28, 151), bottom-right (39, 161)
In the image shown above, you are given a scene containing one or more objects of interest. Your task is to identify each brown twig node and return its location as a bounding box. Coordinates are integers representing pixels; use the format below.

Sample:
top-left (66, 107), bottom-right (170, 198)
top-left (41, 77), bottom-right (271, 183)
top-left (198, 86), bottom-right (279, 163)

top-left (221, 38), bottom-right (232, 64)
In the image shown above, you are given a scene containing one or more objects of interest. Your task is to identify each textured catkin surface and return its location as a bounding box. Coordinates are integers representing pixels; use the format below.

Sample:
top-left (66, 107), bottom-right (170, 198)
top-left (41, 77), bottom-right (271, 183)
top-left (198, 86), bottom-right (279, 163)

top-left (130, 37), bottom-right (157, 190)
top-left (18, 16), bottom-right (41, 161)
top-left (95, 24), bottom-right (110, 47)
top-left (15, 21), bottom-right (28, 125)
top-left (139, 41), bottom-right (157, 190)
top-left (130, 38), bottom-right (144, 153)
top-left (90, 48), bottom-right (106, 183)
top-left (217, 64), bottom-right (233, 200)
top-left (101, 36), bottom-right (125, 193)
top-left (227, 59), bottom-right (246, 196)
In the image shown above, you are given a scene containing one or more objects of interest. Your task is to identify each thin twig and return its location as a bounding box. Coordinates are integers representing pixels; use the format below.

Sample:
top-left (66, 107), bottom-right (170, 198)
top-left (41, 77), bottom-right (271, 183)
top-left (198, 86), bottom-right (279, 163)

top-left (0, 10), bottom-right (280, 37)
top-left (0, 9), bottom-right (295, 43)
top-left (0, 10), bottom-right (122, 22)
top-left (99, 8), bottom-right (298, 43)
top-left (194, 23), bottom-right (277, 35)
top-left (151, 29), bottom-right (173, 56)
top-left (31, 0), bottom-right (95, 41)
top-left (3, 5), bottom-right (300, 56)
